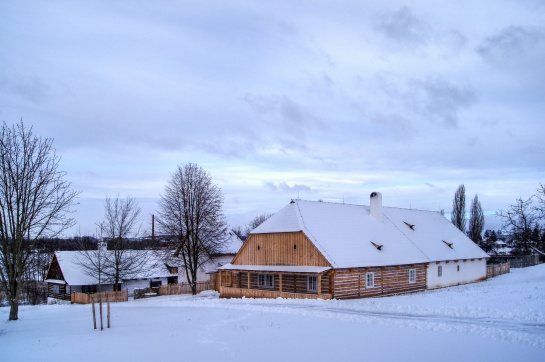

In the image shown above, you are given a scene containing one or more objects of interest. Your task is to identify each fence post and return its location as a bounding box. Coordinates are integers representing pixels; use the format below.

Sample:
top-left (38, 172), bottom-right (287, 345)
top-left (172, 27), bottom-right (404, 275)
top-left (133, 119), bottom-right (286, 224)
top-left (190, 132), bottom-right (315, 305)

top-left (92, 300), bottom-right (96, 329)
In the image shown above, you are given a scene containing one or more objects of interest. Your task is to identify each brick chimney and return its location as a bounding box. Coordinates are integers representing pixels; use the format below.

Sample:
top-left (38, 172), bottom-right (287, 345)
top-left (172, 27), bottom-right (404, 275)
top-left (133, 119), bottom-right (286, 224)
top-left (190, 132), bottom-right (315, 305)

top-left (370, 191), bottom-right (383, 222)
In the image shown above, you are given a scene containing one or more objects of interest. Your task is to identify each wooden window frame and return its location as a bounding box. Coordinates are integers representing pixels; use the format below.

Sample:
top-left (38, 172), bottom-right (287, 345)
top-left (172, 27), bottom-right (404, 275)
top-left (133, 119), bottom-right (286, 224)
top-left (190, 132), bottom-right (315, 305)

top-left (307, 276), bottom-right (318, 292)
top-left (258, 274), bottom-right (274, 289)
top-left (409, 268), bottom-right (416, 284)
top-left (366, 272), bottom-right (375, 288)
top-left (53, 285), bottom-right (60, 294)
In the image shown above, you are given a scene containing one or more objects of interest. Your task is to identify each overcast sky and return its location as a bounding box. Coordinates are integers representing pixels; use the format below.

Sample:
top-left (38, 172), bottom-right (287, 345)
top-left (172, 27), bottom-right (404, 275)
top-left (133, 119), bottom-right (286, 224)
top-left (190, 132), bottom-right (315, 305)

top-left (1, 0), bottom-right (544, 236)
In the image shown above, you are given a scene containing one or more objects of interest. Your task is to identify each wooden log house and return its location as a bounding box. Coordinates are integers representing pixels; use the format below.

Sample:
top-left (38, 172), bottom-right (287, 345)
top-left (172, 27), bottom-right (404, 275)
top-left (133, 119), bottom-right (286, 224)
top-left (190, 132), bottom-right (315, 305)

top-left (219, 192), bottom-right (489, 300)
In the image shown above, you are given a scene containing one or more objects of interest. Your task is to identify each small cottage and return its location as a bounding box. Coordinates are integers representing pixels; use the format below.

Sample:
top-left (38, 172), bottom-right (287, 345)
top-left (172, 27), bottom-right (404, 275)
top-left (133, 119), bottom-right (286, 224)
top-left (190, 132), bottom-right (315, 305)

top-left (218, 192), bottom-right (489, 300)
top-left (45, 250), bottom-right (177, 301)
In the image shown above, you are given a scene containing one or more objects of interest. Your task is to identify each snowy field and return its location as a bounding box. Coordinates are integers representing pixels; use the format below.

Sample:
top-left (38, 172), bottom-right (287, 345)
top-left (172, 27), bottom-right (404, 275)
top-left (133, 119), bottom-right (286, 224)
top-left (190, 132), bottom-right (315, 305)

top-left (1, 265), bottom-right (544, 362)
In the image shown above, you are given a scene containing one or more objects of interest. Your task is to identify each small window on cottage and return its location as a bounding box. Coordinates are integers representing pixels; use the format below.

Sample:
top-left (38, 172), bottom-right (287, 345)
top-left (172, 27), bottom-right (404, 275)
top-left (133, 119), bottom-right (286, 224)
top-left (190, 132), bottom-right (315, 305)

top-left (258, 274), bottom-right (274, 288)
top-left (308, 276), bottom-right (318, 292)
top-left (457, 265), bottom-right (460, 272)
top-left (366, 272), bottom-right (375, 288)
top-left (53, 285), bottom-right (60, 295)
top-left (409, 269), bottom-right (416, 284)
top-left (438, 265), bottom-right (443, 277)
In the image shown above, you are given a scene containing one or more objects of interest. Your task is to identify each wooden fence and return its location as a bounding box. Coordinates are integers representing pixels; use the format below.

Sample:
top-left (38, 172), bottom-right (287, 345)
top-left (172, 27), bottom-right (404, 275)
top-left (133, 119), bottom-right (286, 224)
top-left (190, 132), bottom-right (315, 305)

top-left (158, 281), bottom-right (211, 295)
top-left (71, 290), bottom-right (128, 304)
top-left (220, 286), bottom-right (332, 300)
top-left (134, 281), bottom-right (212, 299)
top-left (486, 262), bottom-right (510, 279)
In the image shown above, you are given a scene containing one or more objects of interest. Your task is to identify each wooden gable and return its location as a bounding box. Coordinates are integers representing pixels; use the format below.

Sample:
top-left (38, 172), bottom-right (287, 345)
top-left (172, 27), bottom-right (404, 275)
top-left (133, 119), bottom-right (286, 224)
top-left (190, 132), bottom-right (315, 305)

top-left (233, 231), bottom-right (331, 267)
top-left (45, 254), bottom-right (65, 281)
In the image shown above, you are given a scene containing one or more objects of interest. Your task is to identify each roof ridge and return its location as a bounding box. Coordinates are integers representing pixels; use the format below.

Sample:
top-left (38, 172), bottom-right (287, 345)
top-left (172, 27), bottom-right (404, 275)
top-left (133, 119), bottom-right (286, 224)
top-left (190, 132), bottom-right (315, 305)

top-left (296, 199), bottom-right (442, 214)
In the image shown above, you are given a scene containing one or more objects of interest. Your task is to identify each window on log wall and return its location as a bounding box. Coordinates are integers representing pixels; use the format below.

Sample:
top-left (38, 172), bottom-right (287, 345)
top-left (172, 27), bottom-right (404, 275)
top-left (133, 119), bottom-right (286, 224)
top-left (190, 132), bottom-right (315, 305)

top-left (258, 274), bottom-right (274, 288)
top-left (409, 268), bottom-right (416, 284)
top-left (307, 276), bottom-right (317, 292)
top-left (366, 272), bottom-right (375, 288)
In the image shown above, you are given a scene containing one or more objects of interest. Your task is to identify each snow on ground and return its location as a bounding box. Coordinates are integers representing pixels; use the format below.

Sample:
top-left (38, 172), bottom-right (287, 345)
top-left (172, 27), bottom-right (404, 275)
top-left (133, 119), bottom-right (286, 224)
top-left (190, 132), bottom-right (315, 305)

top-left (1, 265), bottom-right (544, 362)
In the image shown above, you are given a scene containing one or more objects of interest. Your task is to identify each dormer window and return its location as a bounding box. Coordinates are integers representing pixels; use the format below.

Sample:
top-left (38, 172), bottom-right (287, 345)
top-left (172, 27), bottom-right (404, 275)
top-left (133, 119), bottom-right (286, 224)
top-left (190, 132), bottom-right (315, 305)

top-left (442, 240), bottom-right (453, 249)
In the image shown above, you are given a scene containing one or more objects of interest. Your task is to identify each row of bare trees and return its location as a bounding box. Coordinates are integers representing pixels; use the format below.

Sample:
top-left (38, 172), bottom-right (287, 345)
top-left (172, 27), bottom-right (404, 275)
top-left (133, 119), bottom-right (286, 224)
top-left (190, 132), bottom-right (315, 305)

top-left (496, 183), bottom-right (545, 255)
top-left (450, 182), bottom-right (545, 256)
top-left (0, 121), bottom-right (232, 321)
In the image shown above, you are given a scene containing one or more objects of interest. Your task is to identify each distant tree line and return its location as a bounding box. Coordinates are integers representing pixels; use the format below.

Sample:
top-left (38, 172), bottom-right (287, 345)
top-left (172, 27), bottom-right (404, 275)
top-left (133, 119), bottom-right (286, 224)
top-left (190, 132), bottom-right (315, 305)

top-left (449, 182), bottom-right (545, 256)
top-left (231, 212), bottom-right (274, 241)
top-left (496, 182), bottom-right (545, 256)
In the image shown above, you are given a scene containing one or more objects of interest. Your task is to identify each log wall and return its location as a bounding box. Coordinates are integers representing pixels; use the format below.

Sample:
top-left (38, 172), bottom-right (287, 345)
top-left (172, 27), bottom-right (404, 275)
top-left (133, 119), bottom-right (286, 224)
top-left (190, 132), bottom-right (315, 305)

top-left (220, 286), bottom-right (332, 300)
top-left (235, 272), bottom-right (331, 295)
top-left (333, 264), bottom-right (427, 299)
top-left (233, 232), bottom-right (330, 267)
top-left (47, 283), bottom-right (68, 300)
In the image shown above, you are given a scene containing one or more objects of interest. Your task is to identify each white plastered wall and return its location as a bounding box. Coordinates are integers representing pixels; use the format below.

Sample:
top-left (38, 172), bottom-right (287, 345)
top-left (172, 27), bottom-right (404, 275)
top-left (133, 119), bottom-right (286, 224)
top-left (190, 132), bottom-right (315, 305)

top-left (427, 259), bottom-right (487, 289)
top-left (177, 255), bottom-right (236, 283)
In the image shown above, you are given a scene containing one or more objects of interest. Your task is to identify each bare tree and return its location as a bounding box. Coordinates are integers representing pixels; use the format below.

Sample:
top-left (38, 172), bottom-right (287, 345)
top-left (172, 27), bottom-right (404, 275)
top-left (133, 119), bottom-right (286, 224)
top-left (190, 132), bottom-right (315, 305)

top-left (496, 196), bottom-right (538, 255)
top-left (98, 195), bottom-right (152, 290)
top-left (246, 213), bottom-right (274, 234)
top-left (451, 184), bottom-right (466, 233)
top-left (468, 194), bottom-right (485, 244)
top-left (157, 163), bottom-right (228, 295)
top-left (535, 182), bottom-right (545, 220)
top-left (0, 121), bottom-right (78, 320)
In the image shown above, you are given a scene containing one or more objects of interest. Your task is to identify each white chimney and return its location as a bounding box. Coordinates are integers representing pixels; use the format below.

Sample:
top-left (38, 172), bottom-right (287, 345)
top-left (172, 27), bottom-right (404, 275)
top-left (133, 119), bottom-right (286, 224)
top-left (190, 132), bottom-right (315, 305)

top-left (370, 191), bottom-right (383, 222)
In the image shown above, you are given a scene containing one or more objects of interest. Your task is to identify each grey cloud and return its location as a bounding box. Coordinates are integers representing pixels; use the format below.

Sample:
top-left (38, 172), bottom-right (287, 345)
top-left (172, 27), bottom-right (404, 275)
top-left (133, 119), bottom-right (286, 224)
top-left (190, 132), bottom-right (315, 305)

top-left (0, 77), bottom-right (49, 103)
top-left (264, 181), bottom-right (311, 193)
top-left (407, 78), bottom-right (477, 127)
top-left (242, 93), bottom-right (324, 136)
top-left (425, 183), bottom-right (443, 192)
top-left (376, 6), bottom-right (430, 46)
top-left (372, 113), bottom-right (415, 138)
top-left (477, 26), bottom-right (545, 64)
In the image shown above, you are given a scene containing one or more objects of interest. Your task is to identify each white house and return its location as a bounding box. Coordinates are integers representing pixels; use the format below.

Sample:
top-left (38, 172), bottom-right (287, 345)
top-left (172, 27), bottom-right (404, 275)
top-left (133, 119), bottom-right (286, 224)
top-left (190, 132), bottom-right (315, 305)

top-left (177, 230), bottom-right (243, 283)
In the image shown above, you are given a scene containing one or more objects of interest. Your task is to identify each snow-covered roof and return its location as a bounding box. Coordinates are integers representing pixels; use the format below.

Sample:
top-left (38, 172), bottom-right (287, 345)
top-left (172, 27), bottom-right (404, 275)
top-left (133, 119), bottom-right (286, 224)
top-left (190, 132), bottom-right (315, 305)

top-left (218, 263), bottom-right (331, 273)
top-left (53, 250), bottom-right (175, 286)
top-left (216, 230), bottom-right (243, 255)
top-left (251, 199), bottom-right (489, 269)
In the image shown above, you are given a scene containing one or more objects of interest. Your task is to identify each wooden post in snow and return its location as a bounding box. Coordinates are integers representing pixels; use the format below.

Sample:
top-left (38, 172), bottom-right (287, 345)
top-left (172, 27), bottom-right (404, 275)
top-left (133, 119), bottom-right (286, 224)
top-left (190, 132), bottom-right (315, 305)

top-left (107, 300), bottom-right (111, 328)
top-left (92, 300), bottom-right (96, 329)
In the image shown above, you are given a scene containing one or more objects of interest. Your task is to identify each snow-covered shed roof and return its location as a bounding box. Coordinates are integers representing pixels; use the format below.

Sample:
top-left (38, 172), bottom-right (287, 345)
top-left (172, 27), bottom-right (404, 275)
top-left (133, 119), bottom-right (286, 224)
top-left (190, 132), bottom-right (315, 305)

top-left (216, 230), bottom-right (243, 255)
top-left (251, 198), bottom-right (488, 269)
top-left (51, 250), bottom-right (175, 286)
